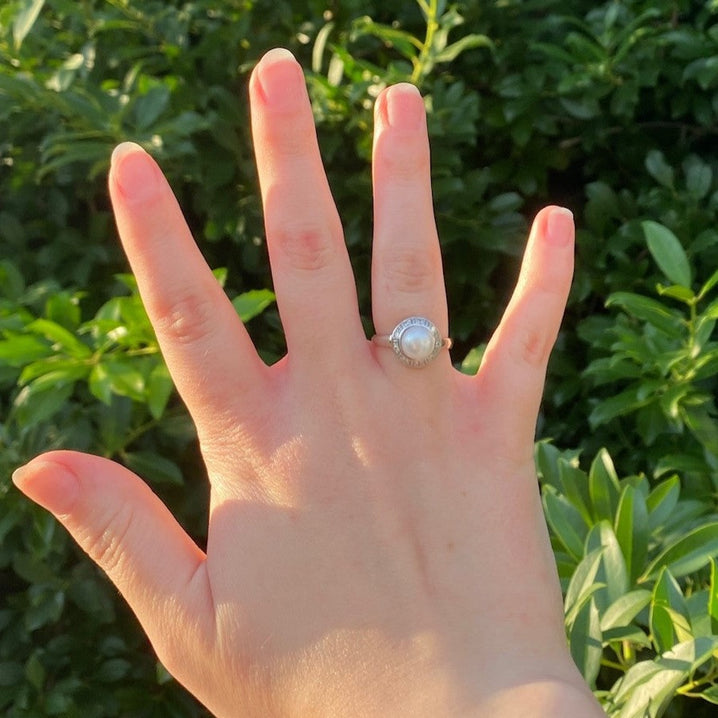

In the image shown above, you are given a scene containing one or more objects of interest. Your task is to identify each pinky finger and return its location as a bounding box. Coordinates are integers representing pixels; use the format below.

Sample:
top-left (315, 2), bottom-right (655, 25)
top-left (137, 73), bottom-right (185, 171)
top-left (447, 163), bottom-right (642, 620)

top-left (475, 206), bottom-right (574, 455)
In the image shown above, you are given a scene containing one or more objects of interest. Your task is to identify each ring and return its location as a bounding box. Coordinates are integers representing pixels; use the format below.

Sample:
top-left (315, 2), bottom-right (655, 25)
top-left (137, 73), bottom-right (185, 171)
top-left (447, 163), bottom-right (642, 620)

top-left (371, 316), bottom-right (452, 368)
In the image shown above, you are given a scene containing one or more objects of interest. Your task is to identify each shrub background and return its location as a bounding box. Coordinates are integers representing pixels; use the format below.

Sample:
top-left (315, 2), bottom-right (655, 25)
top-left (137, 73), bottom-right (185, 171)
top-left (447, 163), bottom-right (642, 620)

top-left (1, 1), bottom-right (718, 715)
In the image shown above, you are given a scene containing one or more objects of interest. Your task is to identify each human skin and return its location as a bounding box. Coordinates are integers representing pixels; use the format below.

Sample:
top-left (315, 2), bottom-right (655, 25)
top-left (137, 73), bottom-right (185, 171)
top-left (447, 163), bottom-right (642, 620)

top-left (12, 48), bottom-right (605, 716)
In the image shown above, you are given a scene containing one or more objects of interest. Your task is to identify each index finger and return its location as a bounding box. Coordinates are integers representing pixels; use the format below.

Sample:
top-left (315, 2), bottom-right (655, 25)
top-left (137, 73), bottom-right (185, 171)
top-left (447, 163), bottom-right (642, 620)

top-left (109, 142), bottom-right (269, 440)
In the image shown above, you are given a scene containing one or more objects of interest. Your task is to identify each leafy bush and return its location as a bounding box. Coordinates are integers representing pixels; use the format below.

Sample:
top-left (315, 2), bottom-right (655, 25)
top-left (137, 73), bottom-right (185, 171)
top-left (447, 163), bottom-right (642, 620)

top-left (2, 0), bottom-right (718, 715)
top-left (537, 442), bottom-right (718, 715)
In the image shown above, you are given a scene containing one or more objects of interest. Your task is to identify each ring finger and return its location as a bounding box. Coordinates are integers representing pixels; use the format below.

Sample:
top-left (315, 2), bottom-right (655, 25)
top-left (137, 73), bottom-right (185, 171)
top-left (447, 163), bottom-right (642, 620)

top-left (370, 84), bottom-right (449, 372)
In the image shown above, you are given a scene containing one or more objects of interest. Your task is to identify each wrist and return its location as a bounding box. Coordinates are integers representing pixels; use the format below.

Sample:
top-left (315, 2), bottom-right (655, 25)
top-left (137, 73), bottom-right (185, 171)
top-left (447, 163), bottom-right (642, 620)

top-left (475, 676), bottom-right (605, 718)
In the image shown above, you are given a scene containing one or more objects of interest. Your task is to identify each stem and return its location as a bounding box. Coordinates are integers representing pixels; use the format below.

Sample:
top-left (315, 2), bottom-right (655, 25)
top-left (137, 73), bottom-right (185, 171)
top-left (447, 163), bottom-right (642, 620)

top-left (688, 300), bottom-right (697, 355)
top-left (411, 0), bottom-right (439, 86)
top-left (676, 672), bottom-right (717, 695)
top-left (601, 659), bottom-right (627, 672)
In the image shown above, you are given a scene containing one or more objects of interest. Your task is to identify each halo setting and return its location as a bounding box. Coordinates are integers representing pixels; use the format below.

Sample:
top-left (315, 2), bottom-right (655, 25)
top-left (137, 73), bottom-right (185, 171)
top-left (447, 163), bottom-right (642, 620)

top-left (389, 317), bottom-right (444, 368)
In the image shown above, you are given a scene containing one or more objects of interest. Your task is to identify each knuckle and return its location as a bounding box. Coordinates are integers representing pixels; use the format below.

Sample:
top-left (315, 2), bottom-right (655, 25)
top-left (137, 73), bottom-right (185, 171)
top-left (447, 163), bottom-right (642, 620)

top-left (82, 502), bottom-right (135, 577)
top-left (514, 324), bottom-right (553, 368)
top-left (380, 247), bottom-right (438, 295)
top-left (151, 290), bottom-right (217, 347)
top-left (269, 222), bottom-right (338, 272)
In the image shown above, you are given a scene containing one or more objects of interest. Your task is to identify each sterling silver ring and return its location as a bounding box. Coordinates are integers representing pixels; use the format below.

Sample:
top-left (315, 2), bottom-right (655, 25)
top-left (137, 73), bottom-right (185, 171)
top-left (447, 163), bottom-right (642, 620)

top-left (372, 316), bottom-right (452, 368)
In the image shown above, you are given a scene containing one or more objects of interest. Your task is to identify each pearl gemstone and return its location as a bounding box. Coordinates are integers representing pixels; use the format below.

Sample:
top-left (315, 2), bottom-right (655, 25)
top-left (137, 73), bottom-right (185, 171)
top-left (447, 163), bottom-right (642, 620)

top-left (399, 325), bottom-right (435, 361)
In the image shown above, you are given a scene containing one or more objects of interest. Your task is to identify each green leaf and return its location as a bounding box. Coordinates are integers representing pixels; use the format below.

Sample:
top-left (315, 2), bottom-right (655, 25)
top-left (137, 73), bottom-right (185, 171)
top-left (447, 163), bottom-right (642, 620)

top-left (564, 549), bottom-right (605, 623)
top-left (642, 220), bottom-right (692, 288)
top-left (459, 344), bottom-right (484, 375)
top-left (13, 370), bottom-right (81, 425)
top-left (24, 653), bottom-right (45, 692)
top-left (535, 441), bottom-right (563, 491)
top-left (133, 85), bottom-right (171, 131)
top-left (588, 448), bottom-right (621, 522)
top-left (147, 363), bottom-right (174, 420)
top-left (27, 318), bottom-right (92, 359)
top-left (650, 567), bottom-right (692, 654)
top-left (600, 589), bottom-right (652, 631)
top-left (698, 267), bottom-right (718, 300)
top-left (89, 363), bottom-right (112, 405)
top-left (615, 485), bottom-right (649, 585)
top-left (543, 486), bottom-right (589, 560)
top-left (0, 259), bottom-right (26, 300)
top-left (156, 661), bottom-right (174, 686)
top-left (641, 522), bottom-right (718, 581)
top-left (646, 475), bottom-right (680, 531)
top-left (45, 291), bottom-right (81, 330)
top-left (645, 149), bottom-right (674, 188)
top-left (231, 289), bottom-right (276, 322)
top-left (709, 558), bottom-right (718, 634)
top-left (0, 335), bottom-right (53, 366)
top-left (602, 624), bottom-right (651, 645)
top-left (682, 405), bottom-right (718, 456)
top-left (557, 460), bottom-right (592, 526)
top-left (585, 522), bottom-right (629, 609)
top-left (569, 597), bottom-right (602, 688)
top-left (613, 637), bottom-right (718, 717)
top-left (685, 157), bottom-right (713, 200)
top-left (90, 359), bottom-right (145, 403)
top-left (605, 291), bottom-right (681, 337)
top-left (588, 386), bottom-right (651, 428)
top-left (656, 284), bottom-right (695, 304)
top-left (96, 658), bottom-right (131, 683)
top-left (123, 451), bottom-right (184, 486)
top-left (351, 17), bottom-right (420, 60)
top-left (433, 34), bottom-right (493, 63)
top-left (13, 0), bottom-right (46, 50)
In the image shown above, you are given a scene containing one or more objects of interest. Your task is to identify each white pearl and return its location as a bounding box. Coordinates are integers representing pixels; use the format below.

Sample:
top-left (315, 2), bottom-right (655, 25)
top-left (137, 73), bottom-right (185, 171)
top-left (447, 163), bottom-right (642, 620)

top-left (400, 325), bottom-right (434, 361)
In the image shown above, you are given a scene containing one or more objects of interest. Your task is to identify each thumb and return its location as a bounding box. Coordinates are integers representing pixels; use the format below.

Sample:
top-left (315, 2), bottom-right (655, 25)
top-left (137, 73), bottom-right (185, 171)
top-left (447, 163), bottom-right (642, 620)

top-left (12, 451), bottom-right (213, 669)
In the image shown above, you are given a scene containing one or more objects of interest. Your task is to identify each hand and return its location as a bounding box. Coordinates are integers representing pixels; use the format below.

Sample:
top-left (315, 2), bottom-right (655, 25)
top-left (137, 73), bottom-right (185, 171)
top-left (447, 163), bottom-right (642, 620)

top-left (13, 48), bottom-right (603, 717)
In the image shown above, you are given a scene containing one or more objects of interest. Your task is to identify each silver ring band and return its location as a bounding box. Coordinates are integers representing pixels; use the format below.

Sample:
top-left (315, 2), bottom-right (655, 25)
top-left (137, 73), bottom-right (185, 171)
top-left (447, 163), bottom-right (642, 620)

top-left (372, 316), bottom-right (452, 368)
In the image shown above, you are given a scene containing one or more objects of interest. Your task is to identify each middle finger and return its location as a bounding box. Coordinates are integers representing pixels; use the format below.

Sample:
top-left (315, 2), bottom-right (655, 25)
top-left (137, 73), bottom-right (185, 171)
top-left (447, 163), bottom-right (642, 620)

top-left (249, 49), bottom-right (365, 369)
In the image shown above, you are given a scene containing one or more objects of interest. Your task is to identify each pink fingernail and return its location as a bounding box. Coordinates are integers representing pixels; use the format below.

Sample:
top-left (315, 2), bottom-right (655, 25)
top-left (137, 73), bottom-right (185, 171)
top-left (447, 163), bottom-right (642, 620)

top-left (110, 142), bottom-right (161, 203)
top-left (13, 461), bottom-right (80, 517)
top-left (385, 83), bottom-right (425, 130)
top-left (546, 207), bottom-right (574, 246)
top-left (255, 48), bottom-right (306, 110)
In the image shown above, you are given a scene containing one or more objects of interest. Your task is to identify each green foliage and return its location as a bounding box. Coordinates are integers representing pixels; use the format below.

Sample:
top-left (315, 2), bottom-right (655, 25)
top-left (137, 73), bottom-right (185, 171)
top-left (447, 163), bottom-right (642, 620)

top-left (580, 219), bottom-right (718, 494)
top-left (2, 0), bottom-right (718, 715)
top-left (538, 443), bottom-right (718, 716)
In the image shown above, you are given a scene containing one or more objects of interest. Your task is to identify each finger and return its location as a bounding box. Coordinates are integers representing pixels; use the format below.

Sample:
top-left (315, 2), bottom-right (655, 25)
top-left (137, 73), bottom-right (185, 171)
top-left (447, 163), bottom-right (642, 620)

top-left (12, 452), bottom-right (213, 683)
top-left (249, 49), bottom-right (365, 367)
top-left (109, 142), bottom-right (268, 439)
top-left (475, 206), bottom-right (574, 454)
top-left (370, 84), bottom-right (449, 370)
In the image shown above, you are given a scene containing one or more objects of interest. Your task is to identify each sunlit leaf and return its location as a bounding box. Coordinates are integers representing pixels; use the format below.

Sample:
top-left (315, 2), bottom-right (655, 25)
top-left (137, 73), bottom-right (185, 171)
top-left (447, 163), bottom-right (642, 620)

top-left (13, 0), bottom-right (46, 50)
top-left (641, 522), bottom-right (718, 581)
top-left (650, 567), bottom-right (692, 653)
top-left (569, 597), bottom-right (602, 687)
top-left (232, 289), bottom-right (276, 323)
top-left (615, 484), bottom-right (649, 585)
top-left (642, 220), bottom-right (692, 288)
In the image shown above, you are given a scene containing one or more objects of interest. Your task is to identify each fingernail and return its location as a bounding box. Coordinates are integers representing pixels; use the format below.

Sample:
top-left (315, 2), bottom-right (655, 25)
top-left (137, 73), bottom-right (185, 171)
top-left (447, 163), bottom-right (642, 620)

top-left (13, 461), bottom-right (79, 517)
top-left (384, 83), bottom-right (424, 130)
top-left (546, 207), bottom-right (574, 246)
top-left (110, 142), bottom-right (161, 203)
top-left (255, 48), bottom-right (306, 110)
